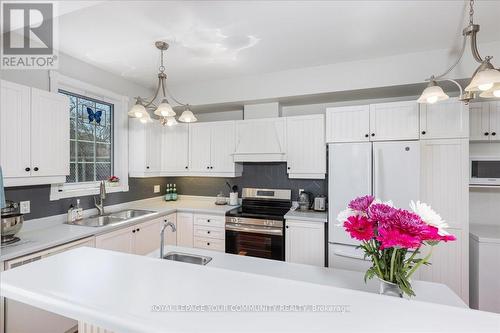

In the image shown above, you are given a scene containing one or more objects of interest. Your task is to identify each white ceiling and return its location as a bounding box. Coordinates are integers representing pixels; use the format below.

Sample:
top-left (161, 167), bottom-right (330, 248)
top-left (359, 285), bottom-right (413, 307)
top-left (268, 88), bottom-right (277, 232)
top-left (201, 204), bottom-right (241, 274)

top-left (57, 1), bottom-right (500, 89)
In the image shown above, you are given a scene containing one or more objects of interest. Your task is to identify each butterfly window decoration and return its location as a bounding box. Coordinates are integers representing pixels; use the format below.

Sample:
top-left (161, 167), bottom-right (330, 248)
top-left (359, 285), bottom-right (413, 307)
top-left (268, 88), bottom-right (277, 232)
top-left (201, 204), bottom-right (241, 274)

top-left (87, 107), bottom-right (102, 124)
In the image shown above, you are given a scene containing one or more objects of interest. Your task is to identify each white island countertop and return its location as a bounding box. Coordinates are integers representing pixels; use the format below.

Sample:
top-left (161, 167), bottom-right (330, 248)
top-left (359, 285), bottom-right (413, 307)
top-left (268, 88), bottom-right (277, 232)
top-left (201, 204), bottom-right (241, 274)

top-left (2, 247), bottom-right (499, 333)
top-left (0, 196), bottom-right (237, 262)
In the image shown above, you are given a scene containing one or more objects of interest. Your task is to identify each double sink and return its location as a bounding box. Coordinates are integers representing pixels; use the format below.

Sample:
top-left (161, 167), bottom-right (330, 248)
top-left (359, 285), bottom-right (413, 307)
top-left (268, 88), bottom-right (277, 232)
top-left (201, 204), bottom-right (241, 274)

top-left (66, 209), bottom-right (157, 227)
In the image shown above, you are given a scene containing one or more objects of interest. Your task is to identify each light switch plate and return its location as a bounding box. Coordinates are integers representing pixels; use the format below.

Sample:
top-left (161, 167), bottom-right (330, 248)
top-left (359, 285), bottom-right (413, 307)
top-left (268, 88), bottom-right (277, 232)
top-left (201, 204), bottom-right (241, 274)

top-left (20, 201), bottom-right (30, 214)
top-left (153, 185), bottom-right (160, 193)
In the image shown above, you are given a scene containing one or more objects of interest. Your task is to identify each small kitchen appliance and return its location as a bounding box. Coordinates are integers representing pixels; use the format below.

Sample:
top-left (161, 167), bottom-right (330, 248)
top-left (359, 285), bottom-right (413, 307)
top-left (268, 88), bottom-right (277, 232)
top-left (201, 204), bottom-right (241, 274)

top-left (313, 195), bottom-right (327, 211)
top-left (297, 191), bottom-right (313, 211)
top-left (1, 200), bottom-right (24, 245)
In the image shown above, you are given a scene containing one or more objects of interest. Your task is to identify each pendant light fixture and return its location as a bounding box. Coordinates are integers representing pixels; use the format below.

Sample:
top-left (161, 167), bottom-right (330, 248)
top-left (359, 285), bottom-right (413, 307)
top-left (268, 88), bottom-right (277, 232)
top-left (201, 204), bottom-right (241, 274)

top-left (418, 0), bottom-right (500, 104)
top-left (128, 41), bottom-right (197, 124)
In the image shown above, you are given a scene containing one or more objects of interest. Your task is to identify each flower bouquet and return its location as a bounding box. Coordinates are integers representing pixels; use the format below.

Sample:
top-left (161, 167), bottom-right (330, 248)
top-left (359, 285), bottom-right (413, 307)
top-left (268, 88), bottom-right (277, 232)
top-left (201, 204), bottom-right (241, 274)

top-left (337, 195), bottom-right (456, 297)
top-left (107, 176), bottom-right (120, 186)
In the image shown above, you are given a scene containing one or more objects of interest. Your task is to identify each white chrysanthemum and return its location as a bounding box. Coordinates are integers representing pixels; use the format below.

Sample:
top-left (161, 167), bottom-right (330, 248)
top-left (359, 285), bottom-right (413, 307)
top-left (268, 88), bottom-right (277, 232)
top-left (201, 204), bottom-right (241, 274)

top-left (335, 208), bottom-right (357, 226)
top-left (410, 200), bottom-right (449, 236)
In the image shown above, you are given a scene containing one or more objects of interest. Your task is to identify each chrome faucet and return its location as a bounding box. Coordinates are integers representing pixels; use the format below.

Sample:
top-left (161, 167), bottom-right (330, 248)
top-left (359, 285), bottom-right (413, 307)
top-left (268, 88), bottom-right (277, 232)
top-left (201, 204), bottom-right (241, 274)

top-left (160, 219), bottom-right (176, 259)
top-left (94, 181), bottom-right (107, 216)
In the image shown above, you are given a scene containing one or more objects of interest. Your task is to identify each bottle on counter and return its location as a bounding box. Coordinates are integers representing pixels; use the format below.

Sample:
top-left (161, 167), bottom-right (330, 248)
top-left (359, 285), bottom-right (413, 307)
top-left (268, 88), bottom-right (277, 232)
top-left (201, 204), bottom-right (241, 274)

top-left (67, 204), bottom-right (75, 222)
top-left (74, 199), bottom-right (84, 220)
top-left (165, 184), bottom-right (171, 201)
top-left (172, 184), bottom-right (178, 201)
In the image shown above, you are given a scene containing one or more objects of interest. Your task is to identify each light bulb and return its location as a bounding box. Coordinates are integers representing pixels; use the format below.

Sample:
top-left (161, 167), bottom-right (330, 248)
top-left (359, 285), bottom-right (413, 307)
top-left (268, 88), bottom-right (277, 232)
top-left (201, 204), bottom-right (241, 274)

top-left (161, 111), bottom-right (169, 117)
top-left (134, 112), bottom-right (143, 118)
top-left (426, 96), bottom-right (438, 104)
top-left (140, 117), bottom-right (148, 124)
top-left (478, 83), bottom-right (494, 91)
top-left (494, 90), bottom-right (500, 98)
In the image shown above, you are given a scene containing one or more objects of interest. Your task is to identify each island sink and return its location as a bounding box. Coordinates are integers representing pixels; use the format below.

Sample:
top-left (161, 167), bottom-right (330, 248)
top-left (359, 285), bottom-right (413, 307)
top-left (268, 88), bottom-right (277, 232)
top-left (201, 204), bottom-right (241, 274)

top-left (162, 252), bottom-right (212, 265)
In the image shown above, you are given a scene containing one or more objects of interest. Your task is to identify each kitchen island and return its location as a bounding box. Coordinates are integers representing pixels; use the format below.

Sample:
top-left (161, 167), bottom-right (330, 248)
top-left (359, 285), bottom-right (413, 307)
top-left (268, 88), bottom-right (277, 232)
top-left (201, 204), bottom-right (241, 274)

top-left (1, 247), bottom-right (499, 333)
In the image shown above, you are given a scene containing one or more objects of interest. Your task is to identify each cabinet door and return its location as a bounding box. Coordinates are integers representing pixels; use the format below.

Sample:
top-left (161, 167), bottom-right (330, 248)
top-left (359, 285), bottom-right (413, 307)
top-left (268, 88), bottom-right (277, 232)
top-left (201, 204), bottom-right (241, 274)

top-left (286, 115), bottom-right (326, 178)
top-left (145, 122), bottom-right (162, 173)
top-left (162, 123), bottom-right (189, 172)
top-left (189, 123), bottom-right (212, 172)
top-left (490, 101), bottom-right (500, 141)
top-left (285, 220), bottom-right (325, 267)
top-left (420, 99), bottom-right (469, 139)
top-left (469, 102), bottom-right (490, 141)
top-left (420, 139), bottom-right (468, 229)
top-left (30, 88), bottom-right (70, 177)
top-left (133, 218), bottom-right (162, 255)
top-left (0, 80), bottom-right (31, 178)
top-left (369, 101), bottom-right (419, 141)
top-left (325, 105), bottom-right (370, 143)
top-left (176, 212), bottom-right (194, 247)
top-left (95, 226), bottom-right (134, 253)
top-left (210, 121), bottom-right (236, 173)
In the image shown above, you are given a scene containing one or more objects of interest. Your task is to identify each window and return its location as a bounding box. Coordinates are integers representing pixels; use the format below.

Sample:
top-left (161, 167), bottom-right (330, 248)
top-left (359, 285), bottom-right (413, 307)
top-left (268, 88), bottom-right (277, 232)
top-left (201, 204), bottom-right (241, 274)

top-left (60, 90), bottom-right (114, 183)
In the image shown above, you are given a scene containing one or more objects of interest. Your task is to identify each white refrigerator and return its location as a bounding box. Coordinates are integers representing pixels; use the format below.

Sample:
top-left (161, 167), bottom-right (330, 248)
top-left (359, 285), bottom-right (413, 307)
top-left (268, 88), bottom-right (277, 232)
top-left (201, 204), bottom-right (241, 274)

top-left (328, 141), bottom-right (420, 271)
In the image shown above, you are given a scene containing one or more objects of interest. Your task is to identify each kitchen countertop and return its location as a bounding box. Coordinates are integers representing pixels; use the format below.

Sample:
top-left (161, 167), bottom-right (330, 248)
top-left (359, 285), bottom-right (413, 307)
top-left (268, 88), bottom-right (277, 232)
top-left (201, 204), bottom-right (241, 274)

top-left (470, 224), bottom-right (500, 244)
top-left (2, 247), bottom-right (499, 333)
top-left (150, 245), bottom-right (466, 308)
top-left (0, 196), bottom-right (237, 262)
top-left (284, 209), bottom-right (327, 223)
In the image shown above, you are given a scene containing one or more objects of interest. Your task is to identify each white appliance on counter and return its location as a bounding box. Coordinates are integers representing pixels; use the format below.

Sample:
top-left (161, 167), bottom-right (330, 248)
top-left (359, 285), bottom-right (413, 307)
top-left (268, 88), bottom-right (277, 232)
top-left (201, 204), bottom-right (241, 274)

top-left (328, 141), bottom-right (420, 271)
top-left (469, 155), bottom-right (500, 186)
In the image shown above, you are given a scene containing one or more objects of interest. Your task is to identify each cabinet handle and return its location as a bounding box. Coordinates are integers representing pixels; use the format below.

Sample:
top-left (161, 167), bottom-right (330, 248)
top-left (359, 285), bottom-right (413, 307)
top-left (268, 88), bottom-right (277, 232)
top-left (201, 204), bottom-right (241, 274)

top-left (207, 219), bottom-right (211, 222)
top-left (206, 166), bottom-right (210, 169)
top-left (207, 231), bottom-right (211, 234)
top-left (137, 228), bottom-right (140, 232)
top-left (421, 131), bottom-right (426, 135)
top-left (364, 134), bottom-right (369, 138)
top-left (484, 132), bottom-right (490, 136)
top-left (287, 166), bottom-right (291, 170)
top-left (210, 166), bottom-right (213, 169)
top-left (146, 166), bottom-right (150, 169)
top-left (34, 167), bottom-right (39, 171)
top-left (492, 132), bottom-right (497, 136)
top-left (371, 133), bottom-right (375, 137)
top-left (286, 225), bottom-right (289, 229)
top-left (25, 167), bottom-right (30, 172)
top-left (132, 230), bottom-right (136, 233)
top-left (185, 166), bottom-right (188, 169)
top-left (207, 242), bottom-right (210, 246)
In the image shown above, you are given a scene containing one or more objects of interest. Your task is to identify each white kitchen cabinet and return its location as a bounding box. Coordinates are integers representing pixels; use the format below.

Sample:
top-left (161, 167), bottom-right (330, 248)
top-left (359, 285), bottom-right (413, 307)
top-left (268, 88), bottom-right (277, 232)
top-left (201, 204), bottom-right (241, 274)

top-left (193, 214), bottom-right (225, 252)
top-left (233, 117), bottom-right (286, 161)
top-left (369, 101), bottom-right (419, 141)
top-left (133, 218), bottom-right (163, 255)
top-left (162, 123), bottom-right (189, 174)
top-left (95, 225), bottom-right (135, 254)
top-left (176, 212), bottom-right (194, 248)
top-left (285, 220), bottom-right (325, 267)
top-left (420, 98), bottom-right (469, 139)
top-left (286, 115), bottom-right (326, 179)
top-left (470, 101), bottom-right (500, 142)
top-left (128, 119), bottom-right (163, 177)
top-left (326, 105), bottom-right (370, 143)
top-left (189, 121), bottom-right (242, 176)
top-left (0, 80), bottom-right (70, 186)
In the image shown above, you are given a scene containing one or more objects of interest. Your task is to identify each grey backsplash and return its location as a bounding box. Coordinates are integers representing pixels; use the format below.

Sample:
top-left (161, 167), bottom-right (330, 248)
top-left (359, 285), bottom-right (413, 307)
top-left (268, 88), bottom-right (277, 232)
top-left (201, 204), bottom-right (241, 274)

top-left (4, 163), bottom-right (327, 220)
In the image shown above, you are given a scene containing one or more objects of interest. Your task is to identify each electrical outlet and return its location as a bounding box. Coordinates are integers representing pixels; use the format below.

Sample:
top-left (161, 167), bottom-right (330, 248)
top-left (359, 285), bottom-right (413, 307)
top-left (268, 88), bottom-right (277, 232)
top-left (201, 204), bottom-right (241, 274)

top-left (153, 185), bottom-right (160, 193)
top-left (20, 201), bottom-right (30, 214)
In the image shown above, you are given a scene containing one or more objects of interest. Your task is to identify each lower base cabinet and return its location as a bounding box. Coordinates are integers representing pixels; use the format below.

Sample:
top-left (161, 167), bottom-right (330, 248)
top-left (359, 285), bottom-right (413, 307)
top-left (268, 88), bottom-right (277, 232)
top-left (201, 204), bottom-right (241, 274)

top-left (176, 212), bottom-right (194, 247)
top-left (193, 213), bottom-right (225, 252)
top-left (285, 220), bottom-right (325, 267)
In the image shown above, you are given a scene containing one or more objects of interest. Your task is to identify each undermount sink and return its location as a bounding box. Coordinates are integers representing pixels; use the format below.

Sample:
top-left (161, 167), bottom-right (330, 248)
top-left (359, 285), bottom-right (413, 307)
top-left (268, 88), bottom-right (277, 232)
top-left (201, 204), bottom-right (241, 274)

top-left (65, 209), bottom-right (157, 227)
top-left (162, 252), bottom-right (212, 265)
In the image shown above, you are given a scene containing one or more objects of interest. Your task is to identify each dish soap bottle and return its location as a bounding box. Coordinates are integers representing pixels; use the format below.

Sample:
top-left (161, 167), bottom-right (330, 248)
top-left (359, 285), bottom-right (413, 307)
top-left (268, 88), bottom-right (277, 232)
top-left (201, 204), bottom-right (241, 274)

top-left (74, 199), bottom-right (84, 220)
top-left (165, 184), bottom-right (171, 201)
top-left (67, 204), bottom-right (75, 223)
top-left (172, 184), bottom-right (178, 201)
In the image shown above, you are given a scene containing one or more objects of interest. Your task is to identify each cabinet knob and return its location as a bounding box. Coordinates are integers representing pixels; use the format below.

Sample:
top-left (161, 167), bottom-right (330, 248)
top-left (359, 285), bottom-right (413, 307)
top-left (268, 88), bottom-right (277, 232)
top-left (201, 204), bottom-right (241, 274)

top-left (132, 230), bottom-right (136, 233)
top-left (287, 166), bottom-right (291, 170)
top-left (207, 219), bottom-right (211, 222)
top-left (25, 167), bottom-right (30, 172)
top-left (207, 231), bottom-right (211, 234)
top-left (286, 225), bottom-right (289, 229)
top-left (210, 166), bottom-right (213, 169)
top-left (34, 167), bottom-right (39, 171)
top-left (492, 132), bottom-right (497, 136)
top-left (421, 131), bottom-right (426, 135)
top-left (207, 242), bottom-right (210, 246)
top-left (185, 166), bottom-right (188, 169)
top-left (484, 132), bottom-right (490, 136)
top-left (206, 166), bottom-right (210, 169)
top-left (364, 134), bottom-right (369, 138)
top-left (371, 133), bottom-right (375, 137)
top-left (137, 228), bottom-right (140, 232)
top-left (146, 166), bottom-right (150, 169)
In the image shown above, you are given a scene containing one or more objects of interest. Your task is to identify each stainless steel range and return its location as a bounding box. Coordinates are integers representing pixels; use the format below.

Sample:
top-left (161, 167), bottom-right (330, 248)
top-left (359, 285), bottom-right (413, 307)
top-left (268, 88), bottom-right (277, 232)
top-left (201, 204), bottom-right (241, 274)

top-left (225, 188), bottom-right (291, 261)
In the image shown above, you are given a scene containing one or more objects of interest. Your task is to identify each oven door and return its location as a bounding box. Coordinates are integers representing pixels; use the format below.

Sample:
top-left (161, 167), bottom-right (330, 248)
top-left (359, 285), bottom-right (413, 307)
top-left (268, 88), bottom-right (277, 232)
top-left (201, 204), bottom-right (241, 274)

top-left (225, 223), bottom-right (284, 261)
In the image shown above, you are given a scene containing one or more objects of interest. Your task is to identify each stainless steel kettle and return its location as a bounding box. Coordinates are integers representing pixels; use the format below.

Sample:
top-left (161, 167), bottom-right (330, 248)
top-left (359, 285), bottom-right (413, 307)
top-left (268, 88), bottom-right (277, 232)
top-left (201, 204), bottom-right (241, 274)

top-left (297, 191), bottom-right (313, 211)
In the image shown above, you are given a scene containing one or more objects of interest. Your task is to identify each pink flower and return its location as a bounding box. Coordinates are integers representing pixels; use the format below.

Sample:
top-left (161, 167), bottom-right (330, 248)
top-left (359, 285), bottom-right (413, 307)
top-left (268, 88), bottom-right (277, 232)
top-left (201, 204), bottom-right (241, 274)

top-left (377, 227), bottom-right (422, 250)
top-left (348, 195), bottom-right (375, 213)
top-left (343, 215), bottom-right (375, 241)
top-left (368, 203), bottom-right (397, 224)
top-left (421, 225), bottom-right (457, 242)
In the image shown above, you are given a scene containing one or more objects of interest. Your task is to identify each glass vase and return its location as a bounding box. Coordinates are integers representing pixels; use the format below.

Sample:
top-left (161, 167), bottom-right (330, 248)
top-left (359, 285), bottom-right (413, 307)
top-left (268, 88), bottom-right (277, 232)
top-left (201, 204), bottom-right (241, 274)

top-left (378, 278), bottom-right (403, 298)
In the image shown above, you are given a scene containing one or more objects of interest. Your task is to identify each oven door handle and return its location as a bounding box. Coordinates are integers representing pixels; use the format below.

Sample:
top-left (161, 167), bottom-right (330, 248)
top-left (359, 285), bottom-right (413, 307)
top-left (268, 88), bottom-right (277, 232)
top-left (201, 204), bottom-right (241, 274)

top-left (226, 223), bottom-right (283, 236)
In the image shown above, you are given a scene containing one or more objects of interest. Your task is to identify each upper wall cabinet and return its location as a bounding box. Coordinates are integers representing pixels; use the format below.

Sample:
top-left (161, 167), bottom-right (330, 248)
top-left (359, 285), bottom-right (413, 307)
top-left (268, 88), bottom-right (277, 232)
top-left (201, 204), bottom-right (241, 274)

top-left (233, 117), bottom-right (286, 162)
top-left (326, 101), bottom-right (419, 143)
top-left (0, 80), bottom-right (70, 187)
top-left (162, 123), bottom-right (189, 174)
top-left (470, 101), bottom-right (500, 142)
top-left (129, 119), bottom-right (163, 177)
top-left (189, 121), bottom-right (242, 177)
top-left (286, 115), bottom-right (326, 179)
top-left (420, 98), bottom-right (469, 140)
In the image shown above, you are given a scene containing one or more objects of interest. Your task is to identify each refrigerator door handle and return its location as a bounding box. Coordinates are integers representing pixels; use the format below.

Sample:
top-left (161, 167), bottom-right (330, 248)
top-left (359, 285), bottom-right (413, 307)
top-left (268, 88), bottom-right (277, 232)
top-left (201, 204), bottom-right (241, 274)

top-left (332, 248), bottom-right (367, 261)
top-left (373, 145), bottom-right (381, 199)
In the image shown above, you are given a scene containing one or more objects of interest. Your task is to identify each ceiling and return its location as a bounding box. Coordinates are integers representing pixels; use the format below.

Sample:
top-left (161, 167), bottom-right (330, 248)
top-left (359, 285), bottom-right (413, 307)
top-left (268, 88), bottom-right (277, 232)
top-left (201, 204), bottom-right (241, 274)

top-left (56, 1), bottom-right (500, 89)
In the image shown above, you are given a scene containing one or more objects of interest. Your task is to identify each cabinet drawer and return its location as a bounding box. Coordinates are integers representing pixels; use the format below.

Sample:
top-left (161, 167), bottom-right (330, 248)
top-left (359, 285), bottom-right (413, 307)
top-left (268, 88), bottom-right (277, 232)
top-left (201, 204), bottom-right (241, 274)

top-left (193, 214), bottom-right (225, 228)
top-left (194, 225), bottom-right (225, 240)
top-left (194, 237), bottom-right (225, 252)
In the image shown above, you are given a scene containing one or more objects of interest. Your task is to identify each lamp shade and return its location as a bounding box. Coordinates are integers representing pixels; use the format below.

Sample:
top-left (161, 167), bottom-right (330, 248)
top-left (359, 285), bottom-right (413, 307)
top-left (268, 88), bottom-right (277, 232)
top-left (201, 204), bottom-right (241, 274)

top-left (165, 116), bottom-right (178, 126)
top-left (128, 102), bottom-right (149, 118)
top-left (178, 108), bottom-right (197, 123)
top-left (479, 83), bottom-right (500, 98)
top-left (465, 68), bottom-right (500, 92)
top-left (417, 83), bottom-right (449, 104)
top-left (153, 98), bottom-right (176, 117)
top-left (138, 111), bottom-right (153, 124)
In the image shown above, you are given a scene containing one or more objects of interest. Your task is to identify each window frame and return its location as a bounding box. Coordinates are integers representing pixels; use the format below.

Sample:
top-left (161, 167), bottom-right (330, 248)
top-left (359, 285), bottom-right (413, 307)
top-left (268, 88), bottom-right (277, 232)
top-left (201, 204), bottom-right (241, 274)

top-left (49, 71), bottom-right (129, 200)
